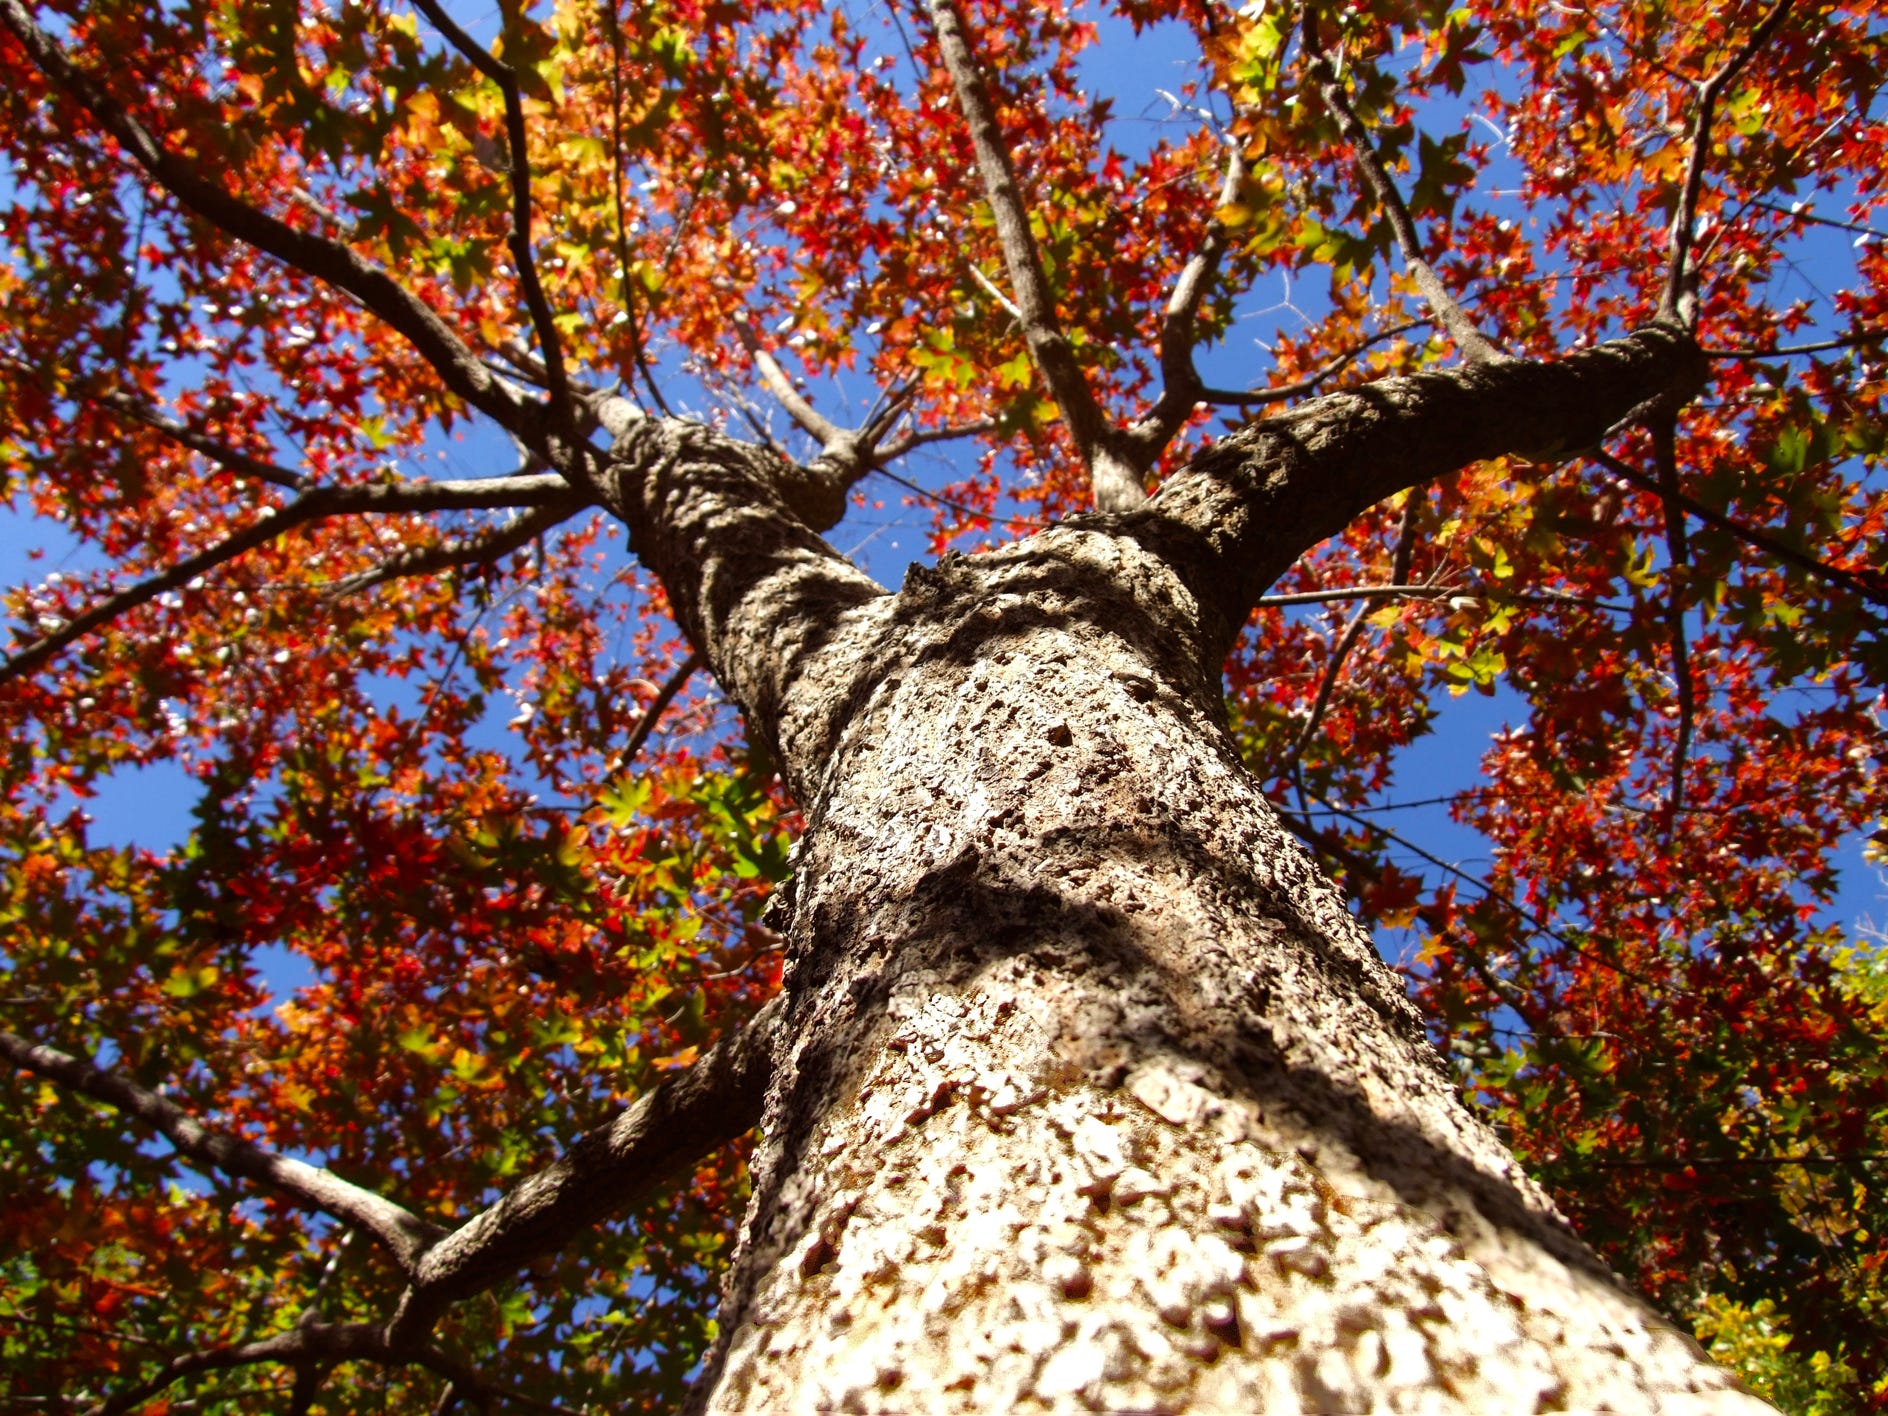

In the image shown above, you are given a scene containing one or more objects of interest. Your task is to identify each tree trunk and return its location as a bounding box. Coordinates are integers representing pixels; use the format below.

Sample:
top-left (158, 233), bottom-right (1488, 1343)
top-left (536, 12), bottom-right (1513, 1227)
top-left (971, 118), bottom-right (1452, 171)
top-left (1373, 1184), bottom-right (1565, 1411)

top-left (592, 329), bottom-right (1765, 1412)
top-left (685, 528), bottom-right (1764, 1412)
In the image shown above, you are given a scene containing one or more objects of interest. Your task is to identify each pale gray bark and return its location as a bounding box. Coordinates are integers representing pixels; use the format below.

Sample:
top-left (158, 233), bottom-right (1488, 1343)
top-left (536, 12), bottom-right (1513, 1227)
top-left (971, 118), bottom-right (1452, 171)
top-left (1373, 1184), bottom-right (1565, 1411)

top-left (597, 326), bottom-right (1766, 1413)
top-left (688, 529), bottom-right (1760, 1414)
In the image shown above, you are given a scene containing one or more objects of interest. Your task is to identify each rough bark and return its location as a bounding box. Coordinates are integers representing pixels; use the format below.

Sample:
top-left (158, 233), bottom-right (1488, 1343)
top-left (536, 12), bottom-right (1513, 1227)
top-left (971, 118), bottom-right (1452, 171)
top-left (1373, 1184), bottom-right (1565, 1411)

top-left (1128, 323), bottom-right (1709, 659)
top-left (597, 331), bottom-right (1759, 1412)
top-left (687, 532), bottom-right (1757, 1413)
top-left (593, 415), bottom-right (892, 793)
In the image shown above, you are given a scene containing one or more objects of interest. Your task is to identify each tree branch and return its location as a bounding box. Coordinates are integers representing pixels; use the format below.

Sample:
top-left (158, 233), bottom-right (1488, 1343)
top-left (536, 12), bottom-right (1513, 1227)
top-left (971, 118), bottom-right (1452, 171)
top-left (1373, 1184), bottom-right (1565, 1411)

top-left (1135, 323), bottom-right (1710, 655)
top-left (1287, 493), bottom-right (1423, 812)
top-left (0, 0), bottom-right (551, 452)
top-left (1199, 320), bottom-right (1427, 407)
top-left (10, 998), bottom-right (783, 1409)
top-left (0, 1030), bottom-right (441, 1272)
top-left (735, 323), bottom-right (843, 444)
top-left (88, 1317), bottom-right (583, 1416)
top-left (1124, 139), bottom-right (1249, 461)
top-left (329, 498), bottom-right (586, 596)
top-left (1255, 582), bottom-right (1448, 607)
top-left (733, 325), bottom-right (954, 524)
top-left (860, 376), bottom-right (921, 446)
top-left (0, 475), bottom-right (579, 683)
top-left (83, 390), bottom-right (309, 491)
top-left (965, 260), bottom-right (1024, 321)
top-left (1301, 8), bottom-right (1507, 364)
top-left (924, 0), bottom-right (1143, 510)
top-left (1590, 447), bottom-right (1888, 612)
top-left (387, 994), bottom-right (783, 1344)
top-left (89, 1322), bottom-right (397, 1416)
top-left (1661, 0), bottom-right (1795, 325)
top-left (602, 0), bottom-right (673, 418)
top-left (287, 1363), bottom-right (325, 1416)
top-left (408, 0), bottom-right (571, 422)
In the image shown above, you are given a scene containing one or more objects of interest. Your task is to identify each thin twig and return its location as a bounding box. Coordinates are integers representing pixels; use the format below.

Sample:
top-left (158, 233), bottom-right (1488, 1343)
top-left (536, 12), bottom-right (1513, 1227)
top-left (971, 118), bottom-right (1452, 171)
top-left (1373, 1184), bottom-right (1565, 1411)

top-left (298, 1230), bottom-right (357, 1327)
top-left (0, 356), bottom-right (311, 490)
top-left (1279, 809), bottom-right (1547, 1031)
top-left (1301, 800), bottom-right (1656, 988)
top-left (859, 376), bottom-right (921, 447)
top-left (869, 464), bottom-right (1044, 531)
top-left (1590, 447), bottom-right (1888, 612)
top-left (877, 417), bottom-right (998, 459)
top-left (1746, 196), bottom-right (1887, 242)
top-left (112, 189), bottom-right (148, 369)
top-left (0, 1313), bottom-right (165, 1349)
top-left (1260, 582), bottom-right (1627, 613)
top-left (87, 390), bottom-right (309, 491)
top-left (1705, 328), bottom-right (1888, 360)
top-left (1288, 493), bottom-right (1424, 813)
top-left (725, 381), bottom-right (794, 457)
top-left (1660, 0), bottom-right (1795, 324)
top-left (1650, 418), bottom-right (1694, 817)
top-left (1578, 1149), bottom-right (1888, 1172)
top-left (409, 0), bottom-right (571, 420)
top-left (1301, 7), bottom-right (1506, 363)
top-left (615, 650), bottom-right (700, 770)
top-left (486, 340), bottom-right (550, 391)
top-left (1198, 320), bottom-right (1427, 406)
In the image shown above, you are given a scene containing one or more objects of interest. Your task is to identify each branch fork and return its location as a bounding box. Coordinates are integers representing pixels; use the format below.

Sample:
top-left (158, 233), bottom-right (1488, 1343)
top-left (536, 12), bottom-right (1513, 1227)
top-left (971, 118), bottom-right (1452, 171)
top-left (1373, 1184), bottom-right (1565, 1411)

top-left (733, 322), bottom-right (941, 527)
top-left (1300, 7), bottom-right (1507, 365)
top-left (925, 1), bottom-right (1389, 505)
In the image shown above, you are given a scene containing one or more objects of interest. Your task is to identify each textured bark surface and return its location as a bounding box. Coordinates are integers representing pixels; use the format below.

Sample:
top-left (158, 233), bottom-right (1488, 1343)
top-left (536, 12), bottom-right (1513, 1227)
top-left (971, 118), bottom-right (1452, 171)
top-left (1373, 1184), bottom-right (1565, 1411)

top-left (1127, 323), bottom-right (1709, 658)
top-left (687, 531), bottom-right (1761, 1413)
top-left (595, 331), bottom-right (1765, 1412)
top-left (595, 416), bottom-right (892, 791)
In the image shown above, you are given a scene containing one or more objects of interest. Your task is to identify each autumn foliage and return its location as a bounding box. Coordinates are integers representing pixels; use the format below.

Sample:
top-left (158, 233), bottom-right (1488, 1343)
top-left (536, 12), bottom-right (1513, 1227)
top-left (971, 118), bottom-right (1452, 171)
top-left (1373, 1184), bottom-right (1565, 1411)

top-left (1, 0), bottom-right (1885, 1409)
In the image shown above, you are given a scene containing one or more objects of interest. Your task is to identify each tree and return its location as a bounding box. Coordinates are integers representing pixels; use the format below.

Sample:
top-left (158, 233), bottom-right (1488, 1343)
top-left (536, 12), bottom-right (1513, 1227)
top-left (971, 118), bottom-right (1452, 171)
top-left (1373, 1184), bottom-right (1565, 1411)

top-left (1, 0), bottom-right (1884, 1408)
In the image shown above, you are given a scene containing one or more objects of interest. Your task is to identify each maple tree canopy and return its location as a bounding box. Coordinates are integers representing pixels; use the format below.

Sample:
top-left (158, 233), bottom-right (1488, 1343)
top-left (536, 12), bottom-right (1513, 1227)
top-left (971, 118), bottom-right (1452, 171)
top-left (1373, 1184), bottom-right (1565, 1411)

top-left (0, 0), bottom-right (1885, 1410)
